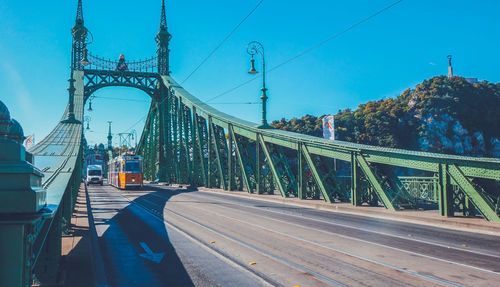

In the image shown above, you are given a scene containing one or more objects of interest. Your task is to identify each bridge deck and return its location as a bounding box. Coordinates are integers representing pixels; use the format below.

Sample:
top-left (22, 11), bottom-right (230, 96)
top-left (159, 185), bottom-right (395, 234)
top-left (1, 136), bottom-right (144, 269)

top-left (86, 183), bottom-right (500, 287)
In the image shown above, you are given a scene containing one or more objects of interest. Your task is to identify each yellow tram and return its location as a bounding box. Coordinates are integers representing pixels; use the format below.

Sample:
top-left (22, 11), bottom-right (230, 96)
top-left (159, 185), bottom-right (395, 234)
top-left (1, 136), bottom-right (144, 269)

top-left (108, 154), bottom-right (143, 189)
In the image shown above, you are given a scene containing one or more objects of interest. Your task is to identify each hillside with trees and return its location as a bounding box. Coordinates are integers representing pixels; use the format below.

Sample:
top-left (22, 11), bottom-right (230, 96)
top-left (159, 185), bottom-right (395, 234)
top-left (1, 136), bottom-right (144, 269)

top-left (271, 76), bottom-right (500, 158)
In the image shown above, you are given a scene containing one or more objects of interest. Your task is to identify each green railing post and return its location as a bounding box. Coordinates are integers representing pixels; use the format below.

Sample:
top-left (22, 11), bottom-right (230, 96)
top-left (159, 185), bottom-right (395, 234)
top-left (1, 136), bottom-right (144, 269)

top-left (227, 126), bottom-right (234, 191)
top-left (297, 142), bottom-right (305, 199)
top-left (256, 134), bottom-right (262, 194)
top-left (351, 152), bottom-right (361, 206)
top-left (438, 164), bottom-right (453, 217)
top-left (207, 117), bottom-right (213, 188)
top-left (0, 101), bottom-right (46, 287)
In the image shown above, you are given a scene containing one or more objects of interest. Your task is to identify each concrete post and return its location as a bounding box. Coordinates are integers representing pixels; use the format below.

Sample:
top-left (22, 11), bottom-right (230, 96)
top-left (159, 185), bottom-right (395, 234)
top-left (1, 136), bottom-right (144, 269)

top-left (0, 100), bottom-right (46, 287)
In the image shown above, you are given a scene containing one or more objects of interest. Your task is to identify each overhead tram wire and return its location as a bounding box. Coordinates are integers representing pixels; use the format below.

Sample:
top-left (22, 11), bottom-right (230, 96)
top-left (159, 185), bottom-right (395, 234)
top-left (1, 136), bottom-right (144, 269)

top-left (180, 0), bottom-right (264, 85)
top-left (117, 0), bottom-right (265, 139)
top-left (110, 0), bottom-right (401, 141)
top-left (92, 95), bottom-right (150, 103)
top-left (119, 100), bottom-right (258, 138)
top-left (206, 0), bottom-right (405, 103)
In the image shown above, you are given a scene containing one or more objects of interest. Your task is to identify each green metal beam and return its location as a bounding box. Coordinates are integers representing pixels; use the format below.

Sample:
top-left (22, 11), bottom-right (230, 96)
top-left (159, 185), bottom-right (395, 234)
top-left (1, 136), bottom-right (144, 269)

top-left (192, 108), bottom-right (207, 186)
top-left (448, 164), bottom-right (500, 222)
top-left (298, 143), bottom-right (305, 199)
top-left (300, 144), bottom-right (332, 203)
top-left (209, 119), bottom-right (227, 190)
top-left (356, 154), bottom-right (396, 211)
top-left (228, 126), bottom-right (234, 191)
top-left (229, 124), bottom-right (252, 193)
top-left (351, 152), bottom-right (361, 206)
top-left (257, 133), bottom-right (287, 198)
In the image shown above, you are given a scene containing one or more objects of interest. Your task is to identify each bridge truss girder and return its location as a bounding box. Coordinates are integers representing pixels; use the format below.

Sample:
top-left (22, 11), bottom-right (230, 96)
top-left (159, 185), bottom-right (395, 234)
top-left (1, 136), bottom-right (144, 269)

top-left (133, 75), bottom-right (500, 223)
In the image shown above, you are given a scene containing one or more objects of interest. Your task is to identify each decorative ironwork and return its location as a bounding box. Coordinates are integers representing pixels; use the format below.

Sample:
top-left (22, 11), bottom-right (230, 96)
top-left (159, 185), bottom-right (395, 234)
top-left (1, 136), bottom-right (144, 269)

top-left (84, 53), bottom-right (158, 73)
top-left (399, 176), bottom-right (438, 203)
top-left (83, 69), bottom-right (159, 98)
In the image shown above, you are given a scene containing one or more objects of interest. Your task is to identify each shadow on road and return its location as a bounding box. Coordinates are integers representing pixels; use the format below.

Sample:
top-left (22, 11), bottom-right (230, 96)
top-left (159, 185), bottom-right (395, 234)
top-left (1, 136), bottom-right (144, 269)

top-left (80, 185), bottom-right (196, 287)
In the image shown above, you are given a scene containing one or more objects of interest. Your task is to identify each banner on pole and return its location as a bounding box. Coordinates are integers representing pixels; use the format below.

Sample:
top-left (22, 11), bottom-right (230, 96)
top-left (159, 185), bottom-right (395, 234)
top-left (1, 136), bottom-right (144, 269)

top-left (23, 134), bottom-right (35, 150)
top-left (322, 116), bottom-right (335, 140)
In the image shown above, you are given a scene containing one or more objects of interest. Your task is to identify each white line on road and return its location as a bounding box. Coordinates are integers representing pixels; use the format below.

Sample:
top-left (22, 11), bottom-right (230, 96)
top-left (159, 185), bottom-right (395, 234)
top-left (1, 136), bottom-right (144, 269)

top-left (176, 203), bottom-right (463, 287)
top-left (159, 190), bottom-right (500, 260)
top-left (191, 202), bottom-right (500, 277)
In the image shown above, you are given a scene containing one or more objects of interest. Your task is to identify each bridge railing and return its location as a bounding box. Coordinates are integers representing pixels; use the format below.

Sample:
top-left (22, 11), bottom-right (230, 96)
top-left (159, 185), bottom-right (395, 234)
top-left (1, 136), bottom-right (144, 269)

top-left (0, 71), bottom-right (85, 286)
top-left (85, 52), bottom-right (158, 73)
top-left (137, 76), bottom-right (500, 223)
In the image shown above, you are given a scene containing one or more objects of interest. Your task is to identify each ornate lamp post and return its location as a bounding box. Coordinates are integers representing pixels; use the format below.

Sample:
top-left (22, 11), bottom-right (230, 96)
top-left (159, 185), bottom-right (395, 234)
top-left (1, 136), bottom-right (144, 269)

top-left (84, 116), bottom-right (91, 130)
top-left (247, 41), bottom-right (273, 129)
top-left (79, 28), bottom-right (93, 67)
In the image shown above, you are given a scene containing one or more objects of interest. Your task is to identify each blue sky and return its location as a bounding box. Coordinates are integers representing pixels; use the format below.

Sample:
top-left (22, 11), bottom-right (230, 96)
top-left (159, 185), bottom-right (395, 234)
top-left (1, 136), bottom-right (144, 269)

top-left (1, 0), bottom-right (499, 147)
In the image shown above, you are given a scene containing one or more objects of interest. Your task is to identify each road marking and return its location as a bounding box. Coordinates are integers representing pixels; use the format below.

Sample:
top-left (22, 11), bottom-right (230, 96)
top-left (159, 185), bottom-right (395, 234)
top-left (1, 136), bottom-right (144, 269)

top-left (118, 195), bottom-right (279, 287)
top-left (139, 242), bottom-right (165, 263)
top-left (160, 204), bottom-right (347, 287)
top-left (185, 205), bottom-right (464, 287)
top-left (126, 194), bottom-right (344, 287)
top-left (194, 203), bottom-right (500, 277)
top-left (157, 190), bottom-right (500, 260)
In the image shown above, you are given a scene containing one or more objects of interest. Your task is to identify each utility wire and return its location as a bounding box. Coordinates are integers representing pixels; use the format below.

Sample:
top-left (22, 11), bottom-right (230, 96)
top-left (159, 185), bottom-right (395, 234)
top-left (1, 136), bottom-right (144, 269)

top-left (123, 114), bottom-right (148, 133)
top-left (206, 0), bottom-right (404, 103)
top-left (95, 0), bottom-right (403, 143)
top-left (180, 0), bottom-right (264, 85)
top-left (211, 101), bottom-right (259, 105)
top-left (92, 95), bottom-right (150, 103)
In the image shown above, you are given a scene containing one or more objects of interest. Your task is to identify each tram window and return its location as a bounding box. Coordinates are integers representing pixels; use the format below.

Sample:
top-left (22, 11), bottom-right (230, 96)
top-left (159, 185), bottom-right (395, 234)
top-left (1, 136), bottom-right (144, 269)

top-left (125, 161), bottom-right (141, 172)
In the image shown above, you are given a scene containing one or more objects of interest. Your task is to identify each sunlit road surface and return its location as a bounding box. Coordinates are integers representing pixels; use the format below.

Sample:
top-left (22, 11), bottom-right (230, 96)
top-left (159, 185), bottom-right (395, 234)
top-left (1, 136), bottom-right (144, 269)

top-left (87, 183), bottom-right (500, 287)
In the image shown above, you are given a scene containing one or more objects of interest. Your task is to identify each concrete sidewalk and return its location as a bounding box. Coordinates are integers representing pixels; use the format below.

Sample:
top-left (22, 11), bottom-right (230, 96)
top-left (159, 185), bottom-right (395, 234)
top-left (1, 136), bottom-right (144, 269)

top-left (60, 184), bottom-right (94, 287)
top-left (189, 186), bottom-right (500, 237)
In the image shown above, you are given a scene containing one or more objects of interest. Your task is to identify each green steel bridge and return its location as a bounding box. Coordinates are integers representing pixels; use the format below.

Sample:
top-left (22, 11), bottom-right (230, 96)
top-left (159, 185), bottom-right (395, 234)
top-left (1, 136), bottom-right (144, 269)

top-left (0, 0), bottom-right (499, 286)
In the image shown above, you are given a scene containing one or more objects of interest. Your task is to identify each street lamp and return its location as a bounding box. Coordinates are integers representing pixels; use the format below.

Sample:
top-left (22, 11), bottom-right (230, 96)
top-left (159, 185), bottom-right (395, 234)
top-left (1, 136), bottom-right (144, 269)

top-left (87, 98), bottom-right (93, 111)
top-left (247, 41), bottom-right (273, 129)
top-left (84, 116), bottom-right (91, 130)
top-left (80, 30), bottom-right (93, 66)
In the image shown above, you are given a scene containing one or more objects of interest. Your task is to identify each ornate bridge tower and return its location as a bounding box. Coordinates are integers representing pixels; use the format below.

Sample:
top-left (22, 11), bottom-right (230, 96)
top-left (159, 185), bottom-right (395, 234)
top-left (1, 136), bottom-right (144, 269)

top-left (74, 0), bottom-right (172, 182)
top-left (156, 0), bottom-right (172, 76)
top-left (71, 0), bottom-right (87, 71)
top-left (154, 0), bottom-right (172, 182)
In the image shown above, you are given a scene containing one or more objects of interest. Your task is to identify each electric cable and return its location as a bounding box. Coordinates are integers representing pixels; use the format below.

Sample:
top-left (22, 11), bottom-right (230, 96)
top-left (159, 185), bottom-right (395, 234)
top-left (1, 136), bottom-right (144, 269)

top-left (181, 0), bottom-right (264, 84)
top-left (206, 0), bottom-right (404, 103)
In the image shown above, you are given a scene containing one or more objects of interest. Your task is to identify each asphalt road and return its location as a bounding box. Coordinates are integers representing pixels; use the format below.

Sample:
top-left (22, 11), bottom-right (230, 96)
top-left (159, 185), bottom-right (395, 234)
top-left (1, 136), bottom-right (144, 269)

top-left (87, 183), bottom-right (500, 287)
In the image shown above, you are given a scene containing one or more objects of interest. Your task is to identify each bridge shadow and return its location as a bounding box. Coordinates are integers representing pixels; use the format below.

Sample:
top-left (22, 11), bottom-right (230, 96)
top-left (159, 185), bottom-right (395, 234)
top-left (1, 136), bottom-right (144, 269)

top-left (66, 185), bottom-right (197, 287)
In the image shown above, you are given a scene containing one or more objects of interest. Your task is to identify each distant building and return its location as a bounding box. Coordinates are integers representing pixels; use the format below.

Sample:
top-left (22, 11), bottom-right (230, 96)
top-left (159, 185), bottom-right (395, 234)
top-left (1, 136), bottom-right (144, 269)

top-left (465, 78), bottom-right (479, 84)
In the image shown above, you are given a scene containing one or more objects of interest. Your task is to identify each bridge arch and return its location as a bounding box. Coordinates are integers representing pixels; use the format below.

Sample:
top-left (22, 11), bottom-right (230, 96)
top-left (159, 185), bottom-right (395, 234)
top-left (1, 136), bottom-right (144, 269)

top-left (83, 69), bottom-right (161, 100)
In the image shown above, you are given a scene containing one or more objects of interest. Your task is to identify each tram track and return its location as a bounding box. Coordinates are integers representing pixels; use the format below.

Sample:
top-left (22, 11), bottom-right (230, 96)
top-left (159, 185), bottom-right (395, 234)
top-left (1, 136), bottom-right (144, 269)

top-left (147, 189), bottom-right (500, 266)
top-left (116, 190), bottom-right (453, 287)
top-left (87, 183), bottom-right (500, 286)
top-left (116, 191), bottom-right (357, 287)
top-left (138, 194), bottom-right (464, 287)
top-left (112, 192), bottom-right (282, 287)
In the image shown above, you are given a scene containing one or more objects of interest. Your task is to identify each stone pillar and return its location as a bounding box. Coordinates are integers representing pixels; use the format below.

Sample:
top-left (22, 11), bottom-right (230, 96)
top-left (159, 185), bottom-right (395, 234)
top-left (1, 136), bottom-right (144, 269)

top-left (0, 100), bottom-right (46, 287)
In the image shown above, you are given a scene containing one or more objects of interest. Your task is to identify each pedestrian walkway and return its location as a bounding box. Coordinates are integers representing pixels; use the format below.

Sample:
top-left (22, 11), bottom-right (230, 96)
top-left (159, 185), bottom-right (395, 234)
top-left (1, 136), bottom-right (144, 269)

top-left (60, 184), bottom-right (94, 287)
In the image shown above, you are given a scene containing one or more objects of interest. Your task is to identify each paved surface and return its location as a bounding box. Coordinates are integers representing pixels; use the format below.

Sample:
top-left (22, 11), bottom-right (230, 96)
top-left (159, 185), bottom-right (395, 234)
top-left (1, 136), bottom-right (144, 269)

top-left (61, 185), bottom-right (94, 287)
top-left (198, 187), bottom-right (500, 236)
top-left (87, 183), bottom-right (500, 287)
